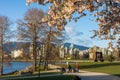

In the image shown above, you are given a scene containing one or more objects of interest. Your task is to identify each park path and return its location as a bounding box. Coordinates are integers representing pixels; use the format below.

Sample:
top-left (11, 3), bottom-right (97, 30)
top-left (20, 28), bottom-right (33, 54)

top-left (65, 70), bottom-right (120, 80)
top-left (49, 64), bottom-right (120, 80)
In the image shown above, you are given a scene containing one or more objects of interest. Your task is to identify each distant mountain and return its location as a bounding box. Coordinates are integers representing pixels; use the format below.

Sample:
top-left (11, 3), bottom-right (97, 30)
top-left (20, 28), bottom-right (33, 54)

top-left (64, 43), bottom-right (89, 50)
top-left (3, 42), bottom-right (31, 54)
top-left (3, 41), bottom-right (42, 54)
top-left (3, 42), bottom-right (89, 54)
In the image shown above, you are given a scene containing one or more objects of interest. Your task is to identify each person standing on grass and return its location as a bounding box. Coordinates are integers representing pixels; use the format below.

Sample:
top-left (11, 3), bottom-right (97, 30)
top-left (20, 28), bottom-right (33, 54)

top-left (75, 63), bottom-right (79, 72)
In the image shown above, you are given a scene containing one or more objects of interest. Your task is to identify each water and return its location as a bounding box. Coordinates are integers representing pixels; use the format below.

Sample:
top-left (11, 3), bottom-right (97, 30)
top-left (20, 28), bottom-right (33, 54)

top-left (3, 62), bottom-right (32, 74)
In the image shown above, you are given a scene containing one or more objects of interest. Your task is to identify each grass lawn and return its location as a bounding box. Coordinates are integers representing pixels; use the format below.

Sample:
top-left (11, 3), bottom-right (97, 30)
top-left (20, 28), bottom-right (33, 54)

top-left (0, 64), bottom-right (75, 80)
top-left (0, 72), bottom-right (61, 79)
top-left (1, 62), bottom-right (120, 79)
top-left (58, 62), bottom-right (120, 77)
top-left (9, 75), bottom-right (75, 80)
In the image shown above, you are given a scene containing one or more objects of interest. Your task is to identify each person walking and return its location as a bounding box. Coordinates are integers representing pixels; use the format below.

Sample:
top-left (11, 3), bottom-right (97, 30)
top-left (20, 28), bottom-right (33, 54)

top-left (75, 63), bottom-right (79, 69)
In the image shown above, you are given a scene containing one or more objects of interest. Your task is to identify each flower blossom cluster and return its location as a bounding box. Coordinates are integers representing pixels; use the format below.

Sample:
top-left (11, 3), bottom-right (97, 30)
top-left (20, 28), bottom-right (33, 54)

top-left (26, 0), bottom-right (120, 40)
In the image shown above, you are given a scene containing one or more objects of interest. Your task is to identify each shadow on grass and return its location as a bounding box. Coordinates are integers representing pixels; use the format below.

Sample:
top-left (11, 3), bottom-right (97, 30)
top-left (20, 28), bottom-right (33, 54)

top-left (80, 74), bottom-right (120, 80)
top-left (112, 74), bottom-right (120, 77)
top-left (8, 74), bottom-right (120, 80)
top-left (8, 75), bottom-right (75, 80)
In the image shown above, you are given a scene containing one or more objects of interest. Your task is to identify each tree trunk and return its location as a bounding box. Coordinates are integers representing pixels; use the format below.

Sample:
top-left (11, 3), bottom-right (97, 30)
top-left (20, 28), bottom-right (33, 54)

top-left (44, 60), bottom-right (48, 70)
top-left (33, 26), bottom-right (37, 72)
top-left (44, 27), bottom-right (52, 70)
top-left (33, 59), bottom-right (37, 71)
top-left (0, 56), bottom-right (3, 76)
top-left (0, 34), bottom-right (3, 76)
top-left (32, 42), bottom-right (37, 71)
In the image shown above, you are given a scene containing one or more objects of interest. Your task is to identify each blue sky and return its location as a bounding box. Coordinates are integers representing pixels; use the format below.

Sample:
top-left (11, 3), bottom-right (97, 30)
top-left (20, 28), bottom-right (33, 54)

top-left (0, 0), bottom-right (112, 48)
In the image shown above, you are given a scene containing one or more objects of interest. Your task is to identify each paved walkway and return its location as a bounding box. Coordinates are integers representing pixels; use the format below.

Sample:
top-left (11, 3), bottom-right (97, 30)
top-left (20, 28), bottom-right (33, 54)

top-left (49, 64), bottom-right (120, 80)
top-left (64, 71), bottom-right (120, 80)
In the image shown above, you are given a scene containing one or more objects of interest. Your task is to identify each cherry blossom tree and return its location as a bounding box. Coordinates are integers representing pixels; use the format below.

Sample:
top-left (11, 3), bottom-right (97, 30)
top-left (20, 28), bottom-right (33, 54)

top-left (26, 0), bottom-right (119, 36)
top-left (26, 0), bottom-right (120, 46)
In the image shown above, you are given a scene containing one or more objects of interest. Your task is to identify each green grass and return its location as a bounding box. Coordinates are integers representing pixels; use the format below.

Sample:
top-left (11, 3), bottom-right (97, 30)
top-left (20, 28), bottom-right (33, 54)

top-left (80, 62), bottom-right (120, 77)
top-left (58, 62), bottom-right (120, 77)
top-left (0, 72), bottom-right (61, 79)
top-left (23, 72), bottom-right (61, 76)
top-left (2, 62), bottom-right (120, 79)
top-left (9, 75), bottom-right (75, 80)
top-left (0, 64), bottom-right (74, 80)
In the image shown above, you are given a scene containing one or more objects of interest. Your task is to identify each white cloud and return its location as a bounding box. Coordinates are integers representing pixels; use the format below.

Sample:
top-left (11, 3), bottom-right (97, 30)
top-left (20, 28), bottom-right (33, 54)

top-left (65, 26), bottom-right (92, 47)
top-left (65, 26), bottom-right (84, 37)
top-left (65, 26), bottom-right (74, 35)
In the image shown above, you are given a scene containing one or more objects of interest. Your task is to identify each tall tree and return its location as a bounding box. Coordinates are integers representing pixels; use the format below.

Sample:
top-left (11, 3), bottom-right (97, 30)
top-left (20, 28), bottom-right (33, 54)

top-left (17, 8), bottom-right (45, 71)
top-left (36, 25), bottom-right (65, 75)
top-left (0, 15), bottom-right (11, 75)
top-left (42, 26), bottom-right (65, 70)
